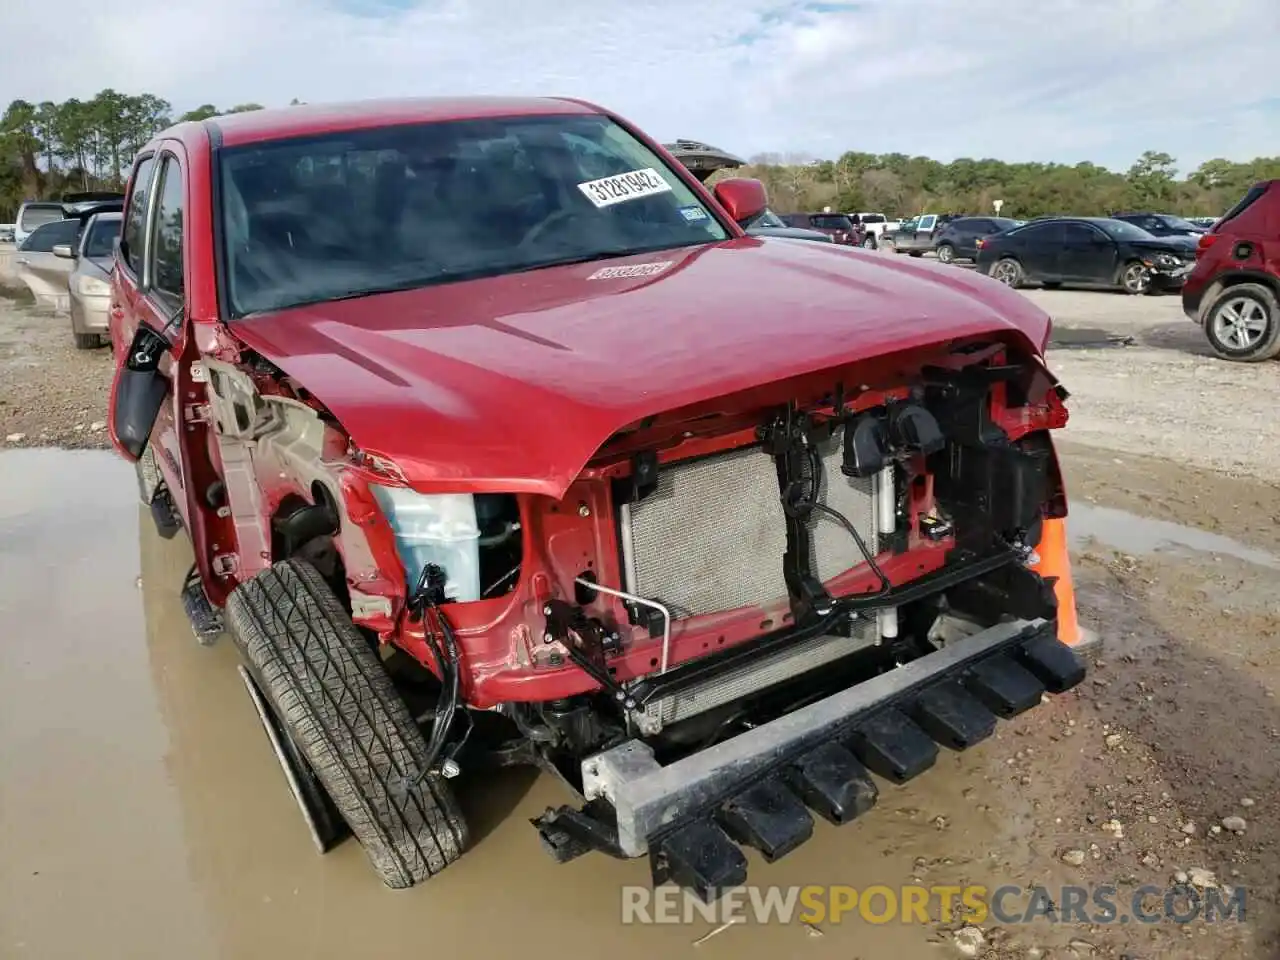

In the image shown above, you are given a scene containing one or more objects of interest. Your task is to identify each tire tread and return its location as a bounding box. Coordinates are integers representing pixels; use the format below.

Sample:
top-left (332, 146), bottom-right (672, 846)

top-left (226, 558), bottom-right (468, 888)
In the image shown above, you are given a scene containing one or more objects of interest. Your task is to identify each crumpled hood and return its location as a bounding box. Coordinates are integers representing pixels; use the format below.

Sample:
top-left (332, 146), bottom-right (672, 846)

top-left (229, 237), bottom-right (1051, 498)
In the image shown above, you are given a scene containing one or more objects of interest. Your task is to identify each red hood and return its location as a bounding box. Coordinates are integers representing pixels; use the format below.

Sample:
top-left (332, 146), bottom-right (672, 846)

top-left (229, 237), bottom-right (1051, 499)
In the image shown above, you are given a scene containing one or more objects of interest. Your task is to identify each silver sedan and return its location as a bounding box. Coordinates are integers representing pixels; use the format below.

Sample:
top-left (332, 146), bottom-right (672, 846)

top-left (54, 211), bottom-right (121, 349)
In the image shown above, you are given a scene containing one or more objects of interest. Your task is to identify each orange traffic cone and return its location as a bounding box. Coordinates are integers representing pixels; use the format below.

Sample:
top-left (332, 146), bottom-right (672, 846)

top-left (1032, 516), bottom-right (1082, 647)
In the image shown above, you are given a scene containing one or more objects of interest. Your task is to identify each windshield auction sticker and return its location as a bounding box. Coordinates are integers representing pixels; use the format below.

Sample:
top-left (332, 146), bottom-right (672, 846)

top-left (578, 169), bottom-right (673, 208)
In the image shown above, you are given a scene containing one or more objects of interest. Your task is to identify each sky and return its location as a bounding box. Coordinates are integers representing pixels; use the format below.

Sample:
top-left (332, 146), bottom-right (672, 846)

top-left (1, 0), bottom-right (1277, 173)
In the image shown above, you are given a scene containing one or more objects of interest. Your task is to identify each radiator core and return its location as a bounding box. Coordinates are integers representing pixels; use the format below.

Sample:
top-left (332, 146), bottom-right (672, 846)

top-left (623, 444), bottom-right (789, 617)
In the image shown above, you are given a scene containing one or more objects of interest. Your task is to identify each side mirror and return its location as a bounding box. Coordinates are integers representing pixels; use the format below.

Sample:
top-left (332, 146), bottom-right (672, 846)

top-left (52, 244), bottom-right (75, 259)
top-left (713, 178), bottom-right (768, 225)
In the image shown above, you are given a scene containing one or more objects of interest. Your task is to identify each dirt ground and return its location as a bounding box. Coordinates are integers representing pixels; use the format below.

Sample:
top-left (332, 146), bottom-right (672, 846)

top-left (2, 276), bottom-right (1280, 959)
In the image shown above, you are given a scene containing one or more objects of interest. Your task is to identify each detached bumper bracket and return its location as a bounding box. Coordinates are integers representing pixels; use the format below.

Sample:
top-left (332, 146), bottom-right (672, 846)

top-left (567, 618), bottom-right (1085, 893)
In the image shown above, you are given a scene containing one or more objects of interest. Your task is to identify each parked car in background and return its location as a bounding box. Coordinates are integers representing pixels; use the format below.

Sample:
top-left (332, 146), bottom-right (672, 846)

top-left (55, 210), bottom-right (121, 348)
top-left (931, 217), bottom-right (1020, 264)
top-left (13, 200), bottom-right (124, 310)
top-left (0, 223), bottom-right (14, 244)
top-left (975, 217), bottom-right (1198, 294)
top-left (740, 207), bottom-right (834, 242)
top-left (12, 193), bottom-right (126, 247)
top-left (1182, 179), bottom-right (1279, 362)
top-left (663, 140), bottom-right (831, 243)
top-left (1110, 212), bottom-right (1207, 238)
top-left (848, 212), bottom-right (899, 249)
top-left (1187, 216), bottom-right (1219, 229)
top-left (13, 202), bottom-right (67, 247)
top-left (882, 213), bottom-right (963, 256)
top-left (781, 212), bottom-right (861, 244)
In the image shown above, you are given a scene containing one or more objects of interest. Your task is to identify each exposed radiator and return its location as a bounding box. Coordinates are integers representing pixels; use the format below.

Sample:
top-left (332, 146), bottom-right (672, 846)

top-left (631, 624), bottom-right (879, 735)
top-left (619, 436), bottom-right (892, 734)
top-left (622, 444), bottom-right (789, 617)
top-left (806, 426), bottom-right (879, 583)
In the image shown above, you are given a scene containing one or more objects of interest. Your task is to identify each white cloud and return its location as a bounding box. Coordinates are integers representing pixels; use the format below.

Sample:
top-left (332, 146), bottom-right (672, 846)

top-left (2, 0), bottom-right (1276, 171)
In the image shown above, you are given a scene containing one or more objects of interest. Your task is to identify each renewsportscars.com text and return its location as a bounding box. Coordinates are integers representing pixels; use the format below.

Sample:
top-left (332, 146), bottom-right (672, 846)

top-left (620, 883), bottom-right (1246, 926)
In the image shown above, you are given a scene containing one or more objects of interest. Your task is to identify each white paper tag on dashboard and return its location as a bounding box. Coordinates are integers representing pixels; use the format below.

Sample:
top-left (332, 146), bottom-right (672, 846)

top-left (577, 168), bottom-right (672, 208)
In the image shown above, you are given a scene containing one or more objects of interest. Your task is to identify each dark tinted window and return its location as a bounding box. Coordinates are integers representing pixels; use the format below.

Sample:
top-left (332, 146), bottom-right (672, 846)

top-left (811, 215), bottom-right (854, 231)
top-left (859, 214), bottom-right (886, 224)
top-left (1014, 222), bottom-right (1066, 244)
top-left (19, 218), bottom-right (78, 252)
top-left (149, 157), bottom-right (185, 311)
top-left (82, 216), bottom-right (121, 258)
top-left (989, 217), bottom-right (1018, 232)
top-left (1219, 185), bottom-right (1267, 225)
top-left (1064, 222), bottom-right (1105, 243)
top-left (121, 156), bottom-right (157, 275)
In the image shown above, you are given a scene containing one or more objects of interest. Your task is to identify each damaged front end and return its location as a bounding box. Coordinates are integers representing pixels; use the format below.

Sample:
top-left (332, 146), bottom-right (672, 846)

top-left (492, 338), bottom-right (1087, 898)
top-left (203, 329), bottom-right (1085, 899)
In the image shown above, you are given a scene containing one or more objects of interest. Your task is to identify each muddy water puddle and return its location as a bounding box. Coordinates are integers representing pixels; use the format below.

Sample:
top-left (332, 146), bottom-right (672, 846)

top-left (2, 448), bottom-right (1016, 960)
top-left (1068, 502), bottom-right (1280, 570)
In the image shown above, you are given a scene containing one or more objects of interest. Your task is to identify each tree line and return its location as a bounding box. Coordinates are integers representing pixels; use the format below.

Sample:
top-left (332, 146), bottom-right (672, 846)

top-left (3, 89), bottom-right (1277, 222)
top-left (0, 90), bottom-right (294, 220)
top-left (720, 149), bottom-right (1280, 221)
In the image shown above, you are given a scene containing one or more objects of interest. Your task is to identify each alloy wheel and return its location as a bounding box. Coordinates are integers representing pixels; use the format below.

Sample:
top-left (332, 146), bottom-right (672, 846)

top-left (1211, 296), bottom-right (1269, 351)
top-left (1122, 263), bottom-right (1150, 294)
top-left (992, 260), bottom-right (1020, 286)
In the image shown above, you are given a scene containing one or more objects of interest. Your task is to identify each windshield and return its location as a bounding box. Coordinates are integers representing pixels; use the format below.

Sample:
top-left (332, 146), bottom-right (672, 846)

top-left (218, 114), bottom-right (728, 316)
top-left (748, 208), bottom-right (788, 228)
top-left (1098, 219), bottom-right (1156, 241)
top-left (83, 216), bottom-right (120, 258)
top-left (1159, 215), bottom-right (1201, 231)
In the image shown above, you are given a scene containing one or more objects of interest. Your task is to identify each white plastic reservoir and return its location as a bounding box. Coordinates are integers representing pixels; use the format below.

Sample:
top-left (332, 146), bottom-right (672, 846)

top-left (370, 488), bottom-right (482, 602)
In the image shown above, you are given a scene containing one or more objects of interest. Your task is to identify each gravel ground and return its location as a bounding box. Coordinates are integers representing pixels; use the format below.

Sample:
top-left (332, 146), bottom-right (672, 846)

top-left (0, 287), bottom-right (114, 448)
top-left (3, 267), bottom-right (1279, 957)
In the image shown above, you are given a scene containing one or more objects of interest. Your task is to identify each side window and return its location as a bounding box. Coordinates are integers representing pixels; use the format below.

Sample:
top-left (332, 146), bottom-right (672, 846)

top-left (918, 215), bottom-right (937, 231)
top-left (1021, 222), bottom-right (1066, 245)
top-left (19, 219), bottom-right (78, 252)
top-left (121, 156), bottom-right (157, 275)
top-left (149, 156), bottom-right (185, 312)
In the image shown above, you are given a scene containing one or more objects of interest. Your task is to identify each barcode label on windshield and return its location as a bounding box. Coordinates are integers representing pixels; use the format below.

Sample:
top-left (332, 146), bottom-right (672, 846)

top-left (578, 168), bottom-right (672, 208)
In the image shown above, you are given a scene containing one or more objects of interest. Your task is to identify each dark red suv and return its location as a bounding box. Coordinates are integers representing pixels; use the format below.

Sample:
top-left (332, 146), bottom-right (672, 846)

top-left (1182, 180), bottom-right (1280, 361)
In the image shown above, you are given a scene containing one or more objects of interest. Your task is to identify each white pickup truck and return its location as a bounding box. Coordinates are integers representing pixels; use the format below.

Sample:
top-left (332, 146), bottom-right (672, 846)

top-left (848, 213), bottom-right (900, 249)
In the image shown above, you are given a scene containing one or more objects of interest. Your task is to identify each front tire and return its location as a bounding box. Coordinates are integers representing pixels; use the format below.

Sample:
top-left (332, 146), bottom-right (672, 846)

top-left (226, 558), bottom-right (469, 888)
top-left (862, 234), bottom-right (877, 250)
top-left (1202, 283), bottom-right (1280, 362)
top-left (1120, 260), bottom-right (1151, 295)
top-left (935, 243), bottom-right (956, 264)
top-left (74, 332), bottom-right (103, 350)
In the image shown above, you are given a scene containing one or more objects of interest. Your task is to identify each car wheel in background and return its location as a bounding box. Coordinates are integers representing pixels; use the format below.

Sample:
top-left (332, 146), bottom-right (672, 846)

top-left (862, 234), bottom-right (877, 250)
top-left (908, 250), bottom-right (924, 258)
top-left (991, 257), bottom-right (1024, 288)
top-left (935, 243), bottom-right (956, 264)
top-left (1202, 283), bottom-right (1280, 362)
top-left (74, 332), bottom-right (103, 350)
top-left (1120, 261), bottom-right (1151, 295)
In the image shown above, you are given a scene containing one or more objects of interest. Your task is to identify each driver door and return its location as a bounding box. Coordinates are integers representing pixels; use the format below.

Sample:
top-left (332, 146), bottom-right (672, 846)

top-left (108, 147), bottom-right (195, 525)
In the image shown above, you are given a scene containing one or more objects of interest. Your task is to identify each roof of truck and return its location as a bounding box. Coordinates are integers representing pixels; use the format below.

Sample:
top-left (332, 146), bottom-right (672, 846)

top-left (197, 97), bottom-right (602, 148)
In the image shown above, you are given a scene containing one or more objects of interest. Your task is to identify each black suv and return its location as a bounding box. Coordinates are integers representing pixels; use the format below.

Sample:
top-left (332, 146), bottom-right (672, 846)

top-left (932, 217), bottom-right (1020, 264)
top-left (781, 212), bottom-right (860, 245)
